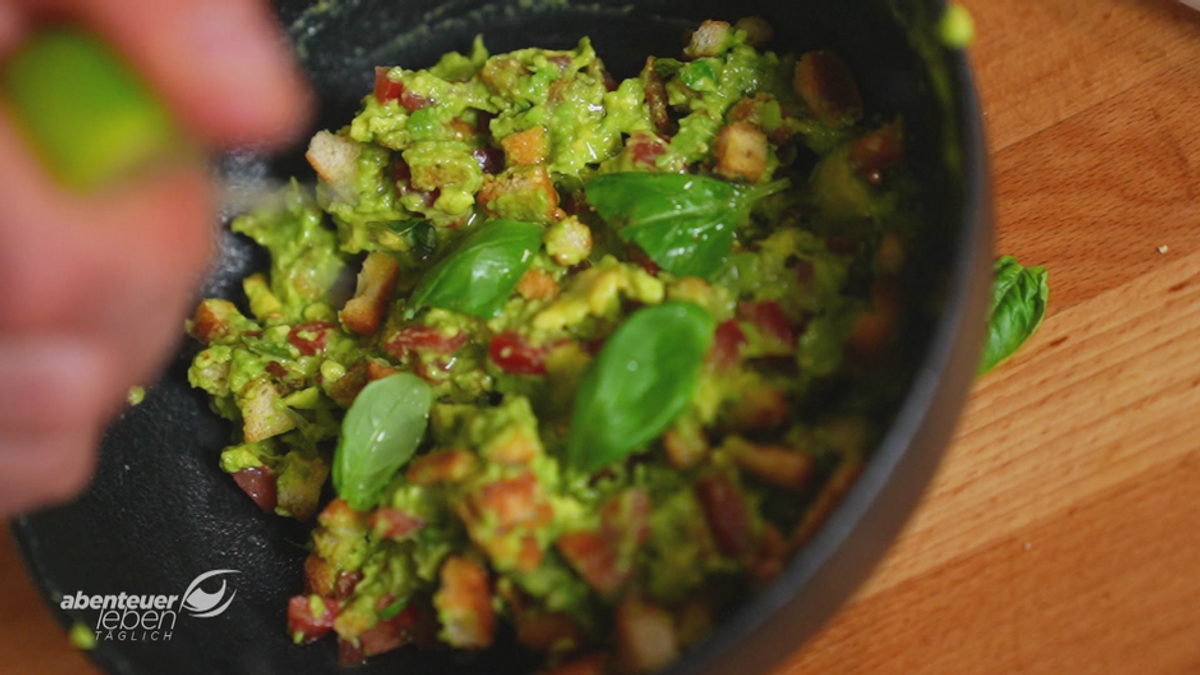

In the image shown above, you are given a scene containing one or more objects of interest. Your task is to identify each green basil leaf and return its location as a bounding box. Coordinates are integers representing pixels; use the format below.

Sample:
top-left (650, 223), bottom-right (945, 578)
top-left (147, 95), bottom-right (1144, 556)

top-left (567, 302), bottom-right (715, 472)
top-left (409, 219), bottom-right (542, 318)
top-left (979, 256), bottom-right (1049, 375)
top-left (585, 173), bottom-right (787, 279)
top-left (333, 373), bottom-right (433, 511)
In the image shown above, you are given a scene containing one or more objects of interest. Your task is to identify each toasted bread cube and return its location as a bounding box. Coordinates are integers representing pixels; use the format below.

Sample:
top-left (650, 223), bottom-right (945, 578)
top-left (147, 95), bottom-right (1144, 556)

top-left (434, 557), bottom-right (496, 649)
top-left (340, 252), bottom-right (401, 336)
top-left (501, 126), bottom-right (550, 167)
top-left (240, 376), bottom-right (295, 443)
top-left (715, 121), bottom-right (768, 183)
top-left (306, 130), bottom-right (362, 196)
top-left (725, 436), bottom-right (814, 491)
top-left (406, 448), bottom-right (478, 485)
top-left (734, 16), bottom-right (773, 47)
top-left (477, 165), bottom-right (561, 223)
top-left (685, 20), bottom-right (733, 59)
top-left (516, 268), bottom-right (560, 301)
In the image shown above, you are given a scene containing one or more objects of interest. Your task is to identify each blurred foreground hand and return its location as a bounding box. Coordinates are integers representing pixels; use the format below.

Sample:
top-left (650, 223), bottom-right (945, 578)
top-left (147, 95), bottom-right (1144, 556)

top-left (0, 0), bottom-right (311, 515)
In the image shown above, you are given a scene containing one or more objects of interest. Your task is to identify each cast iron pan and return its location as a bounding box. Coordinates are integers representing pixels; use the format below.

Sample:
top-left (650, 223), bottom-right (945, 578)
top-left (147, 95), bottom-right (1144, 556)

top-left (13, 1), bottom-right (991, 673)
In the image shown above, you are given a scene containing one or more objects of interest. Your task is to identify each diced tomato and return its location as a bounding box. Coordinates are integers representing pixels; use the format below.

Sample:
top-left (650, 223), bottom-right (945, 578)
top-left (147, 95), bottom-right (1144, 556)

top-left (695, 476), bottom-right (753, 558)
top-left (547, 54), bottom-right (573, 72)
top-left (334, 571), bottom-right (363, 600)
top-left (359, 604), bottom-right (422, 656)
top-left (736, 301), bottom-right (795, 351)
top-left (384, 326), bottom-right (468, 360)
top-left (711, 320), bottom-right (746, 370)
top-left (627, 132), bottom-right (666, 168)
top-left (369, 507), bottom-right (426, 541)
top-left (373, 66), bottom-right (432, 110)
top-left (287, 321), bottom-right (335, 356)
top-left (287, 595), bottom-right (338, 644)
top-left (265, 361), bottom-right (288, 379)
top-left (471, 147), bottom-right (505, 174)
top-left (489, 332), bottom-right (550, 375)
top-left (337, 638), bottom-right (366, 667)
top-left (849, 121), bottom-right (904, 185)
top-left (557, 531), bottom-right (623, 595)
top-left (582, 338), bottom-right (606, 356)
top-left (374, 66), bottom-right (406, 104)
top-left (557, 489), bottom-right (649, 595)
top-left (393, 159), bottom-right (412, 183)
top-left (400, 89), bottom-right (433, 111)
top-left (232, 466), bottom-right (277, 512)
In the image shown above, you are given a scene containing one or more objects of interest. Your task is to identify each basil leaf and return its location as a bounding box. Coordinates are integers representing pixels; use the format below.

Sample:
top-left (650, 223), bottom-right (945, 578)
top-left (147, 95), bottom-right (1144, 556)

top-left (567, 302), bottom-right (715, 472)
top-left (409, 219), bottom-right (542, 318)
top-left (333, 373), bottom-right (433, 511)
top-left (979, 256), bottom-right (1049, 375)
top-left (585, 173), bottom-right (787, 279)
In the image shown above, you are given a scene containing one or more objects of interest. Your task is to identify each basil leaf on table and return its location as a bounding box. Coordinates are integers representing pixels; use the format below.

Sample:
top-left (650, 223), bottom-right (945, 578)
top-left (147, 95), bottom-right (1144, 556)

top-left (408, 219), bottom-right (542, 318)
top-left (567, 302), bottom-right (715, 472)
top-left (585, 173), bottom-right (788, 279)
top-left (333, 373), bottom-right (433, 511)
top-left (980, 256), bottom-right (1049, 375)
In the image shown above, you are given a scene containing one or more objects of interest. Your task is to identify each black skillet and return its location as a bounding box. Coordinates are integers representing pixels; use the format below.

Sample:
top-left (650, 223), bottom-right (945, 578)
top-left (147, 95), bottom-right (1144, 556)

top-left (12, 0), bottom-right (991, 673)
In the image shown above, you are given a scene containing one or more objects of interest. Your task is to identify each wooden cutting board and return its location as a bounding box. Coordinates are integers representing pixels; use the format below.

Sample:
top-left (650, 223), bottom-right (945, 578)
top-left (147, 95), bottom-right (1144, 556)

top-left (3, 0), bottom-right (1199, 672)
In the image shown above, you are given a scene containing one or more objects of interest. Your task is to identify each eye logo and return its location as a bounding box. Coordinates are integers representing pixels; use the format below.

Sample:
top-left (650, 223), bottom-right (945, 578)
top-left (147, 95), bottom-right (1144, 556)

top-left (180, 569), bottom-right (240, 618)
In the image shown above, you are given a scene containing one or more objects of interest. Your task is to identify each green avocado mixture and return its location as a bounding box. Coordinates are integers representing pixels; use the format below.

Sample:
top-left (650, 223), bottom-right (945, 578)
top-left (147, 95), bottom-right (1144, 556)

top-left (188, 18), bottom-right (916, 674)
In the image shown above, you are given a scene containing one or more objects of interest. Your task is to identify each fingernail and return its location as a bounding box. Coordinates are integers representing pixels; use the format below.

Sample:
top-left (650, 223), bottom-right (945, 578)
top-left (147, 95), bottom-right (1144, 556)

top-left (0, 337), bottom-right (109, 432)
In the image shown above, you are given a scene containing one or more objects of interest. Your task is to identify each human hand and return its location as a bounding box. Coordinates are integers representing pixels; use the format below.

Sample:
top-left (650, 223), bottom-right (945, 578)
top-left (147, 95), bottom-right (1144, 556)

top-left (0, 0), bottom-right (311, 515)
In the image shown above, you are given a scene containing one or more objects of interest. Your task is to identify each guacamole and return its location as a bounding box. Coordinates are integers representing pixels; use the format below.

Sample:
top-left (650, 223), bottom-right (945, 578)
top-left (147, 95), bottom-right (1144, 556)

top-left (188, 17), bottom-right (913, 674)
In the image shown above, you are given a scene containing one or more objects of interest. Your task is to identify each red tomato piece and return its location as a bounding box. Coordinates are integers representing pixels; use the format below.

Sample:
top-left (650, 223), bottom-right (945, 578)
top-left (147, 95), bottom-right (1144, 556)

top-left (360, 605), bottom-right (422, 656)
top-left (472, 148), bottom-right (505, 174)
top-left (334, 571), bottom-right (363, 600)
top-left (736, 301), bottom-right (796, 351)
top-left (232, 466), bottom-right (277, 512)
top-left (711, 320), bottom-right (747, 370)
top-left (338, 638), bottom-right (366, 667)
top-left (695, 476), bottom-right (753, 558)
top-left (400, 89), bottom-right (433, 111)
top-left (287, 595), bottom-right (339, 644)
top-left (287, 321), bottom-right (335, 356)
top-left (489, 332), bottom-right (550, 375)
top-left (393, 159), bottom-right (413, 183)
top-left (369, 508), bottom-right (426, 541)
top-left (374, 66), bottom-right (406, 104)
top-left (384, 326), bottom-right (468, 360)
top-left (627, 132), bottom-right (666, 168)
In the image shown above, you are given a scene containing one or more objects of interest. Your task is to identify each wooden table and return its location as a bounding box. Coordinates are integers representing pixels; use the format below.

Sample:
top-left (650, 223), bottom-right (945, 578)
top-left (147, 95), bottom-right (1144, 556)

top-left (3, 0), bottom-right (1200, 672)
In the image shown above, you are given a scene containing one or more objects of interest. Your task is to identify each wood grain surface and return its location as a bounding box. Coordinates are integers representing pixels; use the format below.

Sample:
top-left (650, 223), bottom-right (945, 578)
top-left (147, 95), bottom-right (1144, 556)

top-left (3, 0), bottom-right (1200, 672)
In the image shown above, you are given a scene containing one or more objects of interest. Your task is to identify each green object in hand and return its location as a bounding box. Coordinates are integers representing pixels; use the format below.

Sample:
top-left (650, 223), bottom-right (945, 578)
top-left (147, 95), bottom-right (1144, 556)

top-left (1, 28), bottom-right (180, 191)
